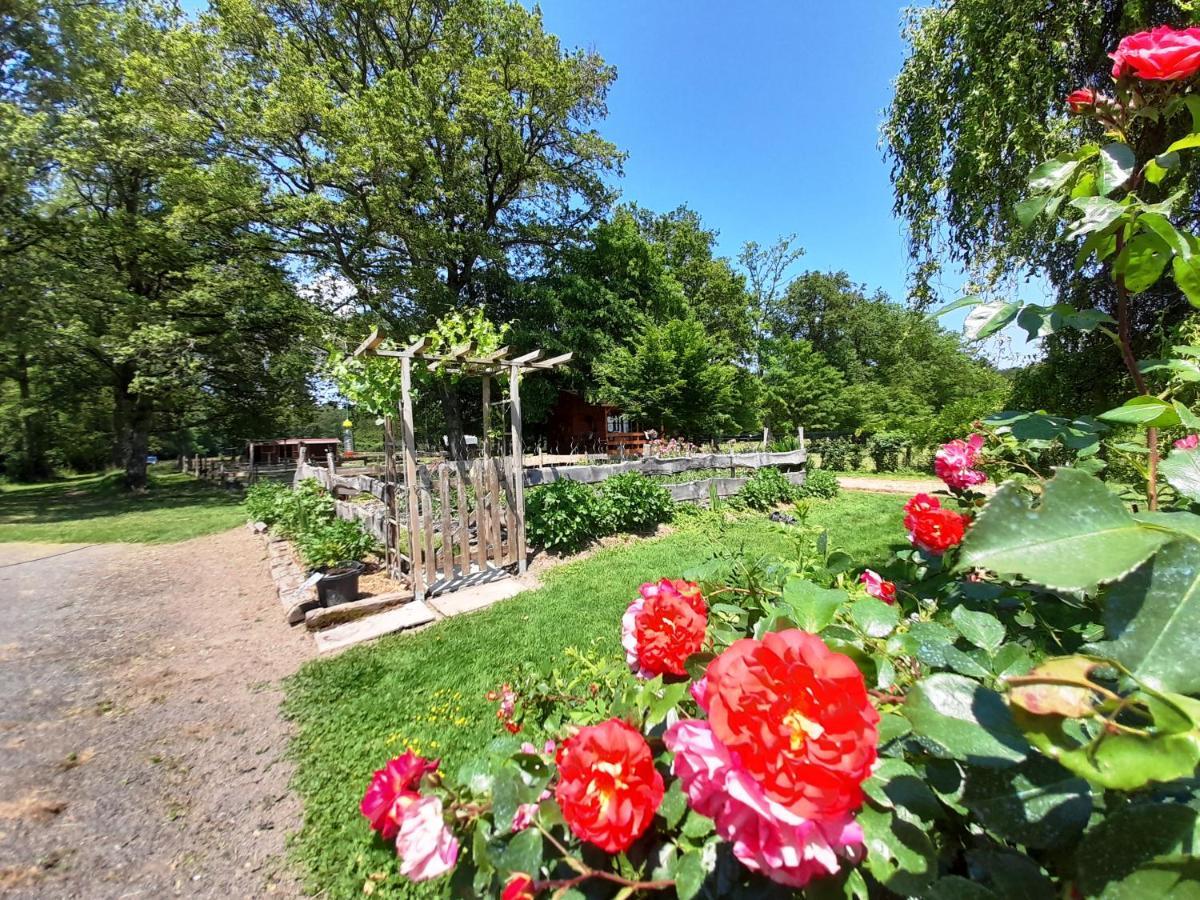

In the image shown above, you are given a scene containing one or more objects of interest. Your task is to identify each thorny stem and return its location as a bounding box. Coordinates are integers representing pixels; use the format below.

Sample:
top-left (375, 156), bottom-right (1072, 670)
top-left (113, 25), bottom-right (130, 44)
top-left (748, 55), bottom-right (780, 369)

top-left (533, 823), bottom-right (675, 893)
top-left (1113, 229), bottom-right (1159, 511)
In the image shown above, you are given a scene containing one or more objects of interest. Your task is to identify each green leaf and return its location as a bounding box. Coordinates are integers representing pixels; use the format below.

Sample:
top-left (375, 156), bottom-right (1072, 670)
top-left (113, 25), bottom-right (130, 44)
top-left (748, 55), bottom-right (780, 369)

top-left (1098, 142), bottom-right (1136, 196)
top-left (1016, 195), bottom-right (1050, 226)
top-left (1076, 803), bottom-right (1200, 897)
top-left (961, 755), bottom-right (1091, 848)
top-left (780, 578), bottom-right (846, 632)
top-left (1100, 857), bottom-right (1200, 898)
top-left (1167, 132), bottom-right (1200, 154)
top-left (1095, 539), bottom-right (1200, 694)
top-left (849, 598), bottom-right (900, 638)
top-left (933, 294), bottom-right (984, 317)
top-left (1138, 212), bottom-right (1190, 257)
top-left (1161, 447), bottom-right (1200, 503)
top-left (925, 876), bottom-right (997, 899)
top-left (966, 850), bottom-right (1056, 900)
top-left (1027, 155), bottom-right (1079, 192)
top-left (858, 804), bottom-right (937, 895)
top-left (862, 758), bottom-right (945, 823)
top-left (903, 673), bottom-right (1029, 767)
top-left (494, 827), bottom-right (542, 877)
top-left (1099, 395), bottom-right (1180, 427)
top-left (1136, 510), bottom-right (1200, 545)
top-left (673, 850), bottom-right (706, 900)
top-left (957, 469), bottom-right (1170, 593)
top-left (1175, 254), bottom-right (1200, 307)
top-left (1066, 196), bottom-right (1126, 239)
top-left (1175, 401), bottom-right (1200, 429)
top-left (1144, 151), bottom-right (1179, 185)
top-left (964, 300), bottom-right (1020, 341)
top-left (950, 606), bottom-right (1005, 653)
top-left (1116, 231), bottom-right (1173, 293)
top-left (658, 781), bottom-right (687, 829)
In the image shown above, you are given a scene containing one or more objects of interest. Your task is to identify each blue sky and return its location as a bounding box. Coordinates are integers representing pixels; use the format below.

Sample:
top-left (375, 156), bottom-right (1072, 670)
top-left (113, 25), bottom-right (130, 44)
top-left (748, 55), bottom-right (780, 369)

top-left (533, 0), bottom-right (915, 301)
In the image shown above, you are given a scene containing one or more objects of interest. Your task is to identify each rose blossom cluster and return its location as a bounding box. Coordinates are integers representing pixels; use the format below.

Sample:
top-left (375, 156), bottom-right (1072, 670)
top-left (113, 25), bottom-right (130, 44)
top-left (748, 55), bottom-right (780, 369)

top-left (934, 434), bottom-right (987, 492)
top-left (904, 493), bottom-right (969, 555)
top-left (665, 630), bottom-right (879, 887)
top-left (487, 683), bottom-right (520, 733)
top-left (1066, 26), bottom-right (1200, 123)
top-left (359, 751), bottom-right (458, 881)
top-left (622, 578), bottom-right (707, 678)
top-left (1176, 433), bottom-right (1199, 451)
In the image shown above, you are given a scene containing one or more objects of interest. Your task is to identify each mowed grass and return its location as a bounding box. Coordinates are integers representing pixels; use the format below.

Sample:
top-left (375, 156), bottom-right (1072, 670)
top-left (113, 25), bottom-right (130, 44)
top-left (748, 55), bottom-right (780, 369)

top-left (0, 470), bottom-right (246, 543)
top-left (284, 491), bottom-right (907, 899)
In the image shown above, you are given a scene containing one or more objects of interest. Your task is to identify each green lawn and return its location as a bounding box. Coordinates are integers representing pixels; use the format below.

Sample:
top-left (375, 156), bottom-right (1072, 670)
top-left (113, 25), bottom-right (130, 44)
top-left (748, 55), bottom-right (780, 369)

top-left (284, 491), bottom-right (907, 899)
top-left (0, 470), bottom-right (246, 543)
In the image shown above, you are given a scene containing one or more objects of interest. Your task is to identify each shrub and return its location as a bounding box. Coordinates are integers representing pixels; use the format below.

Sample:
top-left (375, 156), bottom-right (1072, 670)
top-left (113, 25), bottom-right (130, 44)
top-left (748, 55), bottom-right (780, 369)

top-left (525, 479), bottom-right (603, 552)
top-left (813, 436), bottom-right (863, 471)
top-left (294, 518), bottom-right (379, 571)
top-left (244, 480), bottom-right (291, 524)
top-left (737, 466), bottom-right (798, 510)
top-left (275, 478), bottom-right (335, 538)
top-left (597, 473), bottom-right (674, 533)
top-left (795, 467), bottom-right (840, 500)
top-left (866, 430), bottom-right (909, 472)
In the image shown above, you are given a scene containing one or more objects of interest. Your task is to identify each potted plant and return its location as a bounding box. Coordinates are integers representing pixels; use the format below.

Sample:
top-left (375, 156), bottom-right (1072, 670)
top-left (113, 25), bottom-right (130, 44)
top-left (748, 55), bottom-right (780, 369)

top-left (295, 519), bottom-right (379, 606)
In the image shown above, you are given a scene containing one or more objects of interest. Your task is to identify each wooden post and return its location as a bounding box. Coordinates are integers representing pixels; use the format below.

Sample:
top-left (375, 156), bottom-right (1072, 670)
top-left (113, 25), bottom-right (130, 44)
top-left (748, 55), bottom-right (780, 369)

top-left (248, 443), bottom-right (256, 485)
top-left (762, 426), bottom-right (770, 451)
top-left (439, 465), bottom-right (453, 580)
top-left (508, 364), bottom-right (527, 574)
top-left (481, 375), bottom-right (492, 459)
top-left (383, 417), bottom-right (398, 577)
top-left (798, 426), bottom-right (805, 452)
top-left (400, 356), bottom-right (424, 601)
top-left (326, 448), bottom-right (336, 483)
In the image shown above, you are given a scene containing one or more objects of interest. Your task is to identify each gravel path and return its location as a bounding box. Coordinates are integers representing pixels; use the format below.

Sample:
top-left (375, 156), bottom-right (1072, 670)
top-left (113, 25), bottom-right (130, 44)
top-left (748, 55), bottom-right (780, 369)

top-left (837, 475), bottom-right (996, 495)
top-left (0, 529), bottom-right (313, 898)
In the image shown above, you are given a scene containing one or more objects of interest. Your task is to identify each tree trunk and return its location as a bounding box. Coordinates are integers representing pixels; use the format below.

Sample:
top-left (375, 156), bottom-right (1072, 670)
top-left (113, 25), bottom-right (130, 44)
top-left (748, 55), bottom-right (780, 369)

top-left (113, 369), bottom-right (151, 492)
top-left (13, 350), bottom-right (51, 480)
top-left (436, 376), bottom-right (471, 467)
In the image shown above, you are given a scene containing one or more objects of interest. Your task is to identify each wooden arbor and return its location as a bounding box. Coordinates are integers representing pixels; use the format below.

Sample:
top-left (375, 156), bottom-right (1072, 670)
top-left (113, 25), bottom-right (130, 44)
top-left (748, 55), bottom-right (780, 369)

top-left (353, 329), bottom-right (571, 601)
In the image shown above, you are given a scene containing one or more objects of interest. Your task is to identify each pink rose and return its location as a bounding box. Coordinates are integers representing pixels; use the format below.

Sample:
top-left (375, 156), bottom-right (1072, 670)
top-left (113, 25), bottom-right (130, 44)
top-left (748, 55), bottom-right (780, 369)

top-left (360, 751), bottom-right (439, 840)
top-left (1111, 26), bottom-right (1200, 81)
top-left (395, 795), bottom-right (459, 882)
top-left (689, 675), bottom-right (709, 710)
top-left (934, 434), bottom-right (987, 493)
top-left (664, 720), bottom-right (864, 888)
top-left (621, 595), bottom-right (646, 675)
top-left (1175, 434), bottom-right (1200, 451)
top-left (859, 570), bottom-right (896, 605)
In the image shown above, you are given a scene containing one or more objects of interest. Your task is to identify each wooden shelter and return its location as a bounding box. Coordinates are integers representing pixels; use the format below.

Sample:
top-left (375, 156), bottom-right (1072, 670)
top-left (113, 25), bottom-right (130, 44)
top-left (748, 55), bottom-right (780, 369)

top-left (247, 437), bottom-right (341, 466)
top-left (353, 328), bottom-right (571, 601)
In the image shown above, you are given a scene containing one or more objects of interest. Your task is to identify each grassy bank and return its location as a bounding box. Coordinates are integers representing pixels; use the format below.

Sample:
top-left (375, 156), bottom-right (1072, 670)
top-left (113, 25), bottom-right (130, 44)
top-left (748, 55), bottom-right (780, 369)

top-left (0, 471), bottom-right (245, 543)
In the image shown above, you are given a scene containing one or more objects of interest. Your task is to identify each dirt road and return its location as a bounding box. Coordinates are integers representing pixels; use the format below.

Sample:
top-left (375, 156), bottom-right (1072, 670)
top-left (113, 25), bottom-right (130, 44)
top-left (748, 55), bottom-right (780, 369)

top-left (0, 529), bottom-right (313, 898)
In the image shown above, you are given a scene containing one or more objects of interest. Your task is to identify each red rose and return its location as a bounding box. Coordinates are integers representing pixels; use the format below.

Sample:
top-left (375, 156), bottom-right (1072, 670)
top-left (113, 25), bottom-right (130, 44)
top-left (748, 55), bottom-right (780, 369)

top-left (502, 873), bottom-right (536, 900)
top-left (359, 750), bottom-right (439, 840)
top-left (1066, 88), bottom-right (1096, 113)
top-left (1111, 26), bottom-right (1200, 80)
top-left (628, 579), bottom-right (707, 677)
top-left (704, 630), bottom-right (878, 821)
top-left (903, 493), bottom-right (968, 554)
top-left (554, 718), bottom-right (664, 853)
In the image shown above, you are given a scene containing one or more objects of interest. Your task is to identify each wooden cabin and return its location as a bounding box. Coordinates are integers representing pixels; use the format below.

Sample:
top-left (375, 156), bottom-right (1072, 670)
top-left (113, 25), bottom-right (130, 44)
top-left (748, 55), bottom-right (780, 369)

top-left (246, 437), bottom-right (342, 466)
top-left (544, 390), bottom-right (645, 455)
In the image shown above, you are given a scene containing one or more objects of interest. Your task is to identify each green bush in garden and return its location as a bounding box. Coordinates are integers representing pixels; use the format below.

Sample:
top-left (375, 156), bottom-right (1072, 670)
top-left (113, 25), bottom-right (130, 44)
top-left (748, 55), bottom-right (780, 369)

top-left (795, 466), bottom-right (840, 499)
top-left (736, 466), bottom-right (799, 510)
top-left (813, 436), bottom-right (863, 470)
top-left (244, 479), bottom-right (291, 524)
top-left (597, 473), bottom-right (674, 533)
top-left (524, 479), bottom-right (604, 552)
top-left (294, 518), bottom-right (379, 571)
top-left (866, 430), bottom-right (909, 472)
top-left (275, 478), bottom-right (336, 538)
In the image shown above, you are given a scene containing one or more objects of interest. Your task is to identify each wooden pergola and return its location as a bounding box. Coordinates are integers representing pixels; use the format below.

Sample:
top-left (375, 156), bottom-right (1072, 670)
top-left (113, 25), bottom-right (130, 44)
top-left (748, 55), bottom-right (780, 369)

top-left (353, 328), bottom-right (571, 599)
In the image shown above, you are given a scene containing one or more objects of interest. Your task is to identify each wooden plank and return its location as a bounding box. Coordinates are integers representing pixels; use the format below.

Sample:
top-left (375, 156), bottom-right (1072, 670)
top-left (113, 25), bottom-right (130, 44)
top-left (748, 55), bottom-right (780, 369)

top-left (400, 356), bottom-right (423, 601)
top-left (352, 326), bottom-right (383, 357)
top-left (439, 465), bottom-right (454, 581)
top-left (419, 465), bottom-right (436, 587)
top-left (481, 375), bottom-right (492, 458)
top-left (498, 456), bottom-right (514, 565)
top-left (454, 466), bottom-right (471, 576)
top-left (509, 349), bottom-right (542, 365)
top-left (488, 455), bottom-right (503, 566)
top-left (521, 449), bottom-right (808, 486)
top-left (509, 364), bottom-right (527, 573)
top-left (530, 351), bottom-right (573, 369)
top-left (471, 459), bottom-right (488, 571)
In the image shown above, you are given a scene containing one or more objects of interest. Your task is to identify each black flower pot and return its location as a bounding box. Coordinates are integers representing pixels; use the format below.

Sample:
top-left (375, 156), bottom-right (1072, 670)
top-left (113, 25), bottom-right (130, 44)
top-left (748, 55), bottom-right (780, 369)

top-left (316, 560), bottom-right (365, 607)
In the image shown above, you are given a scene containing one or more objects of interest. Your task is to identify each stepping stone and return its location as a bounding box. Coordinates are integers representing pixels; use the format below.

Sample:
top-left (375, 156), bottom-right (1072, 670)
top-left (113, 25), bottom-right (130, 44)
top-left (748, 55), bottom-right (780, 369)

top-left (426, 577), bottom-right (526, 617)
top-left (304, 590), bottom-right (414, 631)
top-left (313, 600), bottom-right (437, 654)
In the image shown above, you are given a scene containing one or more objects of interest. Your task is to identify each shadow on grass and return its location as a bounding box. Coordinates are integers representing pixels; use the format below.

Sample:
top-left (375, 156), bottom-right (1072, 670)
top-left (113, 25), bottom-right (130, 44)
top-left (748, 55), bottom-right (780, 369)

top-left (0, 471), bottom-right (241, 526)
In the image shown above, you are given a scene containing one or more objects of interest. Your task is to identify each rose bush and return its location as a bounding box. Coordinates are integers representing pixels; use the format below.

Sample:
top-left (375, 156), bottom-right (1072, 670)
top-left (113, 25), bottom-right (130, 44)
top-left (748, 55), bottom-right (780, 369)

top-left (348, 25), bottom-right (1200, 898)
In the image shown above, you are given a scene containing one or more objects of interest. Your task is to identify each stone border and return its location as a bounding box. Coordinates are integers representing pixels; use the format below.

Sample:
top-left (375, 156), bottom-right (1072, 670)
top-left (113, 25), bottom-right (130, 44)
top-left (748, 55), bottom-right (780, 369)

top-left (255, 522), bottom-right (320, 625)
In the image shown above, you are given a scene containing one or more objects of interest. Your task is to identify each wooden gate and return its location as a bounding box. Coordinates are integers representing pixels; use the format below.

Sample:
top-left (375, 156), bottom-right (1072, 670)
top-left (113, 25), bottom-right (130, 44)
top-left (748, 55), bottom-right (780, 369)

top-left (404, 456), bottom-right (521, 598)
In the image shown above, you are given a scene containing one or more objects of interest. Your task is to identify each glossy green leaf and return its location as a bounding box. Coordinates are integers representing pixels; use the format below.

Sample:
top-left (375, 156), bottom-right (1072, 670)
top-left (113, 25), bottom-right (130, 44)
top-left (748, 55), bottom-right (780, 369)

top-left (957, 469), bottom-right (1170, 593)
top-left (1027, 155), bottom-right (1079, 191)
top-left (1096, 539), bottom-right (1200, 694)
top-left (672, 849), bottom-right (707, 900)
top-left (933, 294), bottom-right (984, 317)
top-left (861, 758), bottom-right (944, 823)
top-left (1098, 142), bottom-right (1136, 196)
top-left (903, 673), bottom-right (1029, 767)
top-left (1016, 194), bottom-right (1050, 226)
top-left (858, 803), bottom-right (936, 895)
top-left (1099, 395), bottom-right (1179, 427)
top-left (1174, 253), bottom-right (1200, 307)
top-left (494, 827), bottom-right (542, 877)
top-left (849, 598), bottom-right (900, 638)
top-left (1100, 857), bottom-right (1200, 899)
top-left (1167, 132), bottom-right (1200, 154)
top-left (1117, 231), bottom-right (1172, 293)
top-left (925, 877), bottom-right (996, 899)
top-left (1176, 401), bottom-right (1200, 428)
top-left (1076, 804), bottom-right (1200, 897)
top-left (1161, 447), bottom-right (1200, 504)
top-left (961, 755), bottom-right (1091, 848)
top-left (1136, 510), bottom-right (1200, 545)
top-left (780, 578), bottom-right (845, 632)
top-left (1066, 196), bottom-right (1126, 239)
top-left (1139, 212), bottom-right (1190, 257)
top-left (964, 300), bottom-right (1021, 341)
top-left (950, 606), bottom-right (1005, 653)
